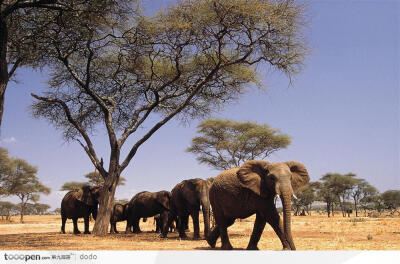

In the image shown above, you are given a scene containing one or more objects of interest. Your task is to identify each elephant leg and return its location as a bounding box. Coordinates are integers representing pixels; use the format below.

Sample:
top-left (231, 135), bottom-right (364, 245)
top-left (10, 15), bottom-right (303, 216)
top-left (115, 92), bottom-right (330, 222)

top-left (247, 213), bottom-right (266, 250)
top-left (73, 218), bottom-right (80, 234)
top-left (190, 209), bottom-right (200, 239)
top-left (84, 215), bottom-right (91, 234)
top-left (125, 217), bottom-right (133, 234)
top-left (206, 226), bottom-right (220, 248)
top-left (219, 218), bottom-right (235, 250)
top-left (178, 214), bottom-right (189, 239)
top-left (61, 215), bottom-right (67, 234)
top-left (267, 207), bottom-right (290, 250)
top-left (132, 217), bottom-right (141, 233)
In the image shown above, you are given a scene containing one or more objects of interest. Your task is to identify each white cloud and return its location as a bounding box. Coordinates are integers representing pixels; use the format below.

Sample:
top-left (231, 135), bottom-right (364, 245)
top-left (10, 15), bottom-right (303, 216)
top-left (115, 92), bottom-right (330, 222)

top-left (0, 136), bottom-right (17, 144)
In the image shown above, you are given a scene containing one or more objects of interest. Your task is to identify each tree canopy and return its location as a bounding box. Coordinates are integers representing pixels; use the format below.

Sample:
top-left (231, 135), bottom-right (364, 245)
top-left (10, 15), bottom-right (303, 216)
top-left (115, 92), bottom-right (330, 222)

top-left (0, 150), bottom-right (50, 222)
top-left (28, 0), bottom-right (308, 234)
top-left (187, 119), bottom-right (291, 170)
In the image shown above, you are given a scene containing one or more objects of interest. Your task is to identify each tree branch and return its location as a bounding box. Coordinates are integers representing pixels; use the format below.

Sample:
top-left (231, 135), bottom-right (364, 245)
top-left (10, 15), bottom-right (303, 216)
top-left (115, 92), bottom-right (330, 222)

top-left (30, 93), bottom-right (107, 176)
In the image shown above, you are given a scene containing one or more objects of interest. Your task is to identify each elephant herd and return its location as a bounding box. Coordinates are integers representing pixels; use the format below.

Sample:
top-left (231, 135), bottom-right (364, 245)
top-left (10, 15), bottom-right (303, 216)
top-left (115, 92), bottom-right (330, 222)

top-left (60, 160), bottom-right (310, 250)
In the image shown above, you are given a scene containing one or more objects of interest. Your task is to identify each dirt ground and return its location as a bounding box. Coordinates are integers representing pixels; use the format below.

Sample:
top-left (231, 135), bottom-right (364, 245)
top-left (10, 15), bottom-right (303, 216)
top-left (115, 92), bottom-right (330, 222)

top-left (0, 214), bottom-right (399, 250)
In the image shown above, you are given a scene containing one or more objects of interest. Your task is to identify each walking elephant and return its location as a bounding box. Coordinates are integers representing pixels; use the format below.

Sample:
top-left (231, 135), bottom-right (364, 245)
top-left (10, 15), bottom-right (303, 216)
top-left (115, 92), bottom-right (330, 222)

top-left (125, 191), bottom-right (171, 233)
top-left (163, 178), bottom-right (210, 239)
top-left (207, 160), bottom-right (309, 250)
top-left (61, 185), bottom-right (101, 234)
top-left (109, 203), bottom-right (129, 233)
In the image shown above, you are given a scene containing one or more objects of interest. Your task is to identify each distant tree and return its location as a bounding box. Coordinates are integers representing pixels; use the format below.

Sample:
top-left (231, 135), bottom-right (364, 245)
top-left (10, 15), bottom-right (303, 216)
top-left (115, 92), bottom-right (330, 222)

top-left (60, 181), bottom-right (88, 191)
top-left (54, 208), bottom-right (61, 215)
top-left (381, 190), bottom-right (400, 215)
top-left (84, 171), bottom-right (126, 187)
top-left (0, 158), bottom-right (50, 222)
top-left (0, 201), bottom-right (15, 220)
top-left (0, 148), bottom-right (12, 193)
top-left (321, 173), bottom-right (357, 217)
top-left (359, 185), bottom-right (379, 216)
top-left (32, 203), bottom-right (51, 215)
top-left (187, 119), bottom-right (291, 170)
top-left (114, 199), bottom-right (129, 205)
top-left (292, 182), bottom-right (317, 216)
top-left (314, 179), bottom-right (338, 217)
top-left (349, 179), bottom-right (377, 217)
top-left (30, 0), bottom-right (308, 234)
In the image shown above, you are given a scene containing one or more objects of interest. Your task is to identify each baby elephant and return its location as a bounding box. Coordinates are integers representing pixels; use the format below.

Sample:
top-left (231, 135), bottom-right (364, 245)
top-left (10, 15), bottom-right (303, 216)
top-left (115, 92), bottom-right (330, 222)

top-left (154, 213), bottom-right (176, 233)
top-left (110, 203), bottom-right (129, 233)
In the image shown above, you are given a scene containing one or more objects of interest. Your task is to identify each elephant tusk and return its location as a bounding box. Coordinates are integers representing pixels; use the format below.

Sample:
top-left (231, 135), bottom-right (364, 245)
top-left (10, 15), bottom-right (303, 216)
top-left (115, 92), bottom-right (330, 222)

top-left (292, 194), bottom-right (298, 200)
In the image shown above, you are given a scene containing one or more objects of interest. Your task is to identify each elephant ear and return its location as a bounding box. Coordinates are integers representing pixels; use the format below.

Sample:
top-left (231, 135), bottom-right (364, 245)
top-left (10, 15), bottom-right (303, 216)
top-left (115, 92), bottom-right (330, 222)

top-left (76, 186), bottom-right (95, 206)
top-left (157, 192), bottom-right (170, 210)
top-left (285, 161), bottom-right (310, 192)
top-left (237, 160), bottom-right (269, 196)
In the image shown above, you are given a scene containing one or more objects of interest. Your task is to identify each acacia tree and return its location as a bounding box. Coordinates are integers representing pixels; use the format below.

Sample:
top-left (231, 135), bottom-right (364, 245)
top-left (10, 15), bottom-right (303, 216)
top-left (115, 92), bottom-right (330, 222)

top-left (321, 173), bottom-right (357, 217)
top-left (0, 158), bottom-right (50, 222)
top-left (30, 0), bottom-right (308, 234)
top-left (187, 119), bottom-right (291, 170)
top-left (85, 171), bottom-right (126, 187)
top-left (60, 172), bottom-right (126, 191)
top-left (314, 180), bottom-right (337, 217)
top-left (349, 178), bottom-right (376, 217)
top-left (0, 0), bottom-right (124, 129)
top-left (60, 181), bottom-right (87, 191)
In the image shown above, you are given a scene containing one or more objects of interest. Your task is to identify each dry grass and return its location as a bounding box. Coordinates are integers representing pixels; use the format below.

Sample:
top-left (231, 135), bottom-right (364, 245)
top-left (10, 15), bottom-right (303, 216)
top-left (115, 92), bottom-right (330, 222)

top-left (1, 214), bottom-right (399, 250)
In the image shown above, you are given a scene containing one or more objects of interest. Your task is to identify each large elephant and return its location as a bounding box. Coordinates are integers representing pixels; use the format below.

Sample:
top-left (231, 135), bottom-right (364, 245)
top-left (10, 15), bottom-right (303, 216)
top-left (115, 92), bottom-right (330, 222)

top-left (125, 190), bottom-right (171, 233)
top-left (109, 203), bottom-right (129, 233)
top-left (61, 185), bottom-right (101, 234)
top-left (163, 178), bottom-right (210, 239)
top-left (207, 160), bottom-right (309, 250)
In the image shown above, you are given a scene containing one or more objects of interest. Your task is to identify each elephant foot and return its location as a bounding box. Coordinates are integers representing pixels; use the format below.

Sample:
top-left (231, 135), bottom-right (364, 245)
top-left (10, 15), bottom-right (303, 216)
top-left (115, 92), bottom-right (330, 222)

top-left (246, 245), bottom-right (259, 250)
top-left (125, 230), bottom-right (133, 234)
top-left (84, 231), bottom-right (91, 234)
top-left (73, 230), bottom-right (81, 235)
top-left (193, 235), bottom-right (201, 240)
top-left (179, 234), bottom-right (189, 240)
top-left (221, 243), bottom-right (233, 250)
top-left (114, 231), bottom-right (119, 234)
top-left (61, 230), bottom-right (66, 234)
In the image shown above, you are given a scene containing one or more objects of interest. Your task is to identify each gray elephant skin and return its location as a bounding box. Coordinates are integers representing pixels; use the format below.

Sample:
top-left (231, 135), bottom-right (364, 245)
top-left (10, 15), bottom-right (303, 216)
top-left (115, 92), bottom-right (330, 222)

top-left (125, 190), bottom-right (171, 233)
top-left (61, 185), bottom-right (101, 234)
top-left (163, 178), bottom-right (210, 239)
top-left (207, 160), bottom-right (309, 250)
top-left (154, 213), bottom-right (176, 233)
top-left (109, 203), bottom-right (129, 233)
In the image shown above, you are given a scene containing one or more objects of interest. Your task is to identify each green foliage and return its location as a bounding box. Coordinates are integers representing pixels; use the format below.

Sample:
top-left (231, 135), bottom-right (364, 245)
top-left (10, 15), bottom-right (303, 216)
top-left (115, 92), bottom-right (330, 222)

top-left (28, 0), bottom-right (308, 234)
top-left (187, 119), bottom-right (291, 170)
top-left (60, 181), bottom-right (88, 191)
top-left (84, 172), bottom-right (126, 187)
top-left (293, 183), bottom-right (316, 215)
top-left (381, 190), bottom-right (400, 210)
top-left (0, 153), bottom-right (50, 222)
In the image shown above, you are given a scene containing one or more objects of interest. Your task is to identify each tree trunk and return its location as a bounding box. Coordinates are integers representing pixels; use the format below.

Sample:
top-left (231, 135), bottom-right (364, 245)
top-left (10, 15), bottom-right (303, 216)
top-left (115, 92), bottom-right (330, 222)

top-left (327, 202), bottom-right (330, 217)
top-left (92, 170), bottom-right (119, 235)
top-left (354, 199), bottom-right (358, 217)
top-left (0, 16), bottom-right (9, 129)
top-left (20, 205), bottom-right (24, 223)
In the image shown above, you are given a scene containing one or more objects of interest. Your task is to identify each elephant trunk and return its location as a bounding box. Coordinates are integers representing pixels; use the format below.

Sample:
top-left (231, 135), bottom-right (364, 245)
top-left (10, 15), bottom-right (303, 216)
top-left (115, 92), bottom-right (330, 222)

top-left (281, 190), bottom-right (296, 250)
top-left (200, 188), bottom-right (210, 238)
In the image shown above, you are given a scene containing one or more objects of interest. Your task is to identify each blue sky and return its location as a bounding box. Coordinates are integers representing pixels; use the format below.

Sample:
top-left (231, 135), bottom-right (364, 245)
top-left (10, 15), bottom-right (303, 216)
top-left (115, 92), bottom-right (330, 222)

top-left (0, 0), bottom-right (399, 209)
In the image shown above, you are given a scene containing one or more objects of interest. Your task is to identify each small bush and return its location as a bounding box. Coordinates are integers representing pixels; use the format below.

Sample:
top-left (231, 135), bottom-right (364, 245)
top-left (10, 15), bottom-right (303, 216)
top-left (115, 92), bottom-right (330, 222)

top-left (367, 234), bottom-right (373, 240)
top-left (349, 218), bottom-right (366, 223)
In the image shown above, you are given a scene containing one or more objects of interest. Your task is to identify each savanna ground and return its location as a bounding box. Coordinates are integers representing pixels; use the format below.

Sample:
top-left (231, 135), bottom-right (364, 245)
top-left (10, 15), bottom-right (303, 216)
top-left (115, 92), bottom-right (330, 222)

top-left (1, 213), bottom-right (399, 250)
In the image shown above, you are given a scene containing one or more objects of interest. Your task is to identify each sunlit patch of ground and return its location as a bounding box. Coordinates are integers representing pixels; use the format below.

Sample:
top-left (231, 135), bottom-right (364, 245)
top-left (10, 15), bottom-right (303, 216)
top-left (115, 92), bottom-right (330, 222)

top-left (0, 214), bottom-right (399, 250)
